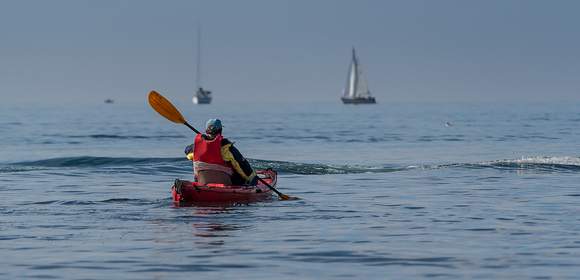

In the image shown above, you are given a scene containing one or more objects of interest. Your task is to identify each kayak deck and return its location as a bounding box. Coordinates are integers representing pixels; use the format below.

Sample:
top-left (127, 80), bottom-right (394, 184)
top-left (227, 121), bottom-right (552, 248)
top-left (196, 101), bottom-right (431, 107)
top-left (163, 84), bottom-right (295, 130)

top-left (172, 169), bottom-right (277, 205)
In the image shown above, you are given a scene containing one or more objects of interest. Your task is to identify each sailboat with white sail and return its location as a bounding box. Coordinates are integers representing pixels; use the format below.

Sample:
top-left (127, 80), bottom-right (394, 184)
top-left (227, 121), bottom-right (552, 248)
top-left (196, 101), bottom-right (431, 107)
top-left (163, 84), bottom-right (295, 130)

top-left (192, 26), bottom-right (212, 105)
top-left (341, 48), bottom-right (376, 104)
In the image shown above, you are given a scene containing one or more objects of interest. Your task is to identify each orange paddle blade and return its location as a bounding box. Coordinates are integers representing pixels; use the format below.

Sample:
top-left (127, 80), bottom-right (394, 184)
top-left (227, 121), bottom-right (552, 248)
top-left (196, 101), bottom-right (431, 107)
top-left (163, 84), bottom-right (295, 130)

top-left (148, 90), bottom-right (186, 124)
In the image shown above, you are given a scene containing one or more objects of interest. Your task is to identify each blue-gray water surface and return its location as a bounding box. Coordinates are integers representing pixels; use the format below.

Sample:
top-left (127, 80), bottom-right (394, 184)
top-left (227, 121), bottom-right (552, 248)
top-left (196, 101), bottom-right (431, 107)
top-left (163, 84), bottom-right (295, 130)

top-left (1, 101), bottom-right (579, 279)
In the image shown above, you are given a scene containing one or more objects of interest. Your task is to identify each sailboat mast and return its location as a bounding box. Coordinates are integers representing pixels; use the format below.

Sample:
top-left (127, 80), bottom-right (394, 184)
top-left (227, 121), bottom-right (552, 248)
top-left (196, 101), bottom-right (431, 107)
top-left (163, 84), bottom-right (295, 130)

top-left (196, 25), bottom-right (202, 89)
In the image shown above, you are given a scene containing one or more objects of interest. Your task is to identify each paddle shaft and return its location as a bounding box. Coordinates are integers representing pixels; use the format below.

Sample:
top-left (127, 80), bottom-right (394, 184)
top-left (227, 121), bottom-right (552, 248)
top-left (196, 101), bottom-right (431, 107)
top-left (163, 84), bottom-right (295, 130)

top-left (183, 122), bottom-right (201, 134)
top-left (257, 177), bottom-right (288, 198)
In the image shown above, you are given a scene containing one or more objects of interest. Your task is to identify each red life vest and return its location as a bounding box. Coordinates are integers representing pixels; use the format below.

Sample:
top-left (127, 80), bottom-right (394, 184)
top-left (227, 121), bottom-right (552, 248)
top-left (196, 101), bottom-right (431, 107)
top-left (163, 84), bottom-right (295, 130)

top-left (193, 134), bottom-right (227, 166)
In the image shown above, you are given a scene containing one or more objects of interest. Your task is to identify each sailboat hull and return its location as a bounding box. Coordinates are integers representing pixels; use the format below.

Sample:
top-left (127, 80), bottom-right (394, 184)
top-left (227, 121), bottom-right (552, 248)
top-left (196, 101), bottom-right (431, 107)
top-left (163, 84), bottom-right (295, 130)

top-left (341, 96), bottom-right (376, 104)
top-left (193, 96), bottom-right (212, 104)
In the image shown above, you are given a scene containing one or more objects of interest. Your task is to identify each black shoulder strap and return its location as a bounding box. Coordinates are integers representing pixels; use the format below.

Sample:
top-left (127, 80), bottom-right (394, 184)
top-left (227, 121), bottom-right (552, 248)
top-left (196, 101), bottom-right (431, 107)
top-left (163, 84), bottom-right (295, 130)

top-left (221, 138), bottom-right (232, 146)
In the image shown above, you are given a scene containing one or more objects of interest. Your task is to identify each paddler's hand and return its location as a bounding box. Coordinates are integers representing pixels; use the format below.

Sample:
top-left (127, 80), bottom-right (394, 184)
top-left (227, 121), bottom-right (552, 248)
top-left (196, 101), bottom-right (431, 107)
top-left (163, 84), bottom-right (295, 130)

top-left (185, 144), bottom-right (194, 161)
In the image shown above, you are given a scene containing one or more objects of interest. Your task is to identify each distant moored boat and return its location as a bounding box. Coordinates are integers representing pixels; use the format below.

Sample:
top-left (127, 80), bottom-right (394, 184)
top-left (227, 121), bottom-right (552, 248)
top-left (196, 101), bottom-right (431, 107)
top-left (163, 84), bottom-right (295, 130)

top-left (341, 48), bottom-right (376, 104)
top-left (193, 88), bottom-right (212, 104)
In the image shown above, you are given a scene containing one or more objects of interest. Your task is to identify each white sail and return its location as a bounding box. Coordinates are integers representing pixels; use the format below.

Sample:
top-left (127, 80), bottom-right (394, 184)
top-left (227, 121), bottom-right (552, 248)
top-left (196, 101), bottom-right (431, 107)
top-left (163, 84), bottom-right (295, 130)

top-left (355, 64), bottom-right (371, 98)
top-left (343, 49), bottom-right (356, 97)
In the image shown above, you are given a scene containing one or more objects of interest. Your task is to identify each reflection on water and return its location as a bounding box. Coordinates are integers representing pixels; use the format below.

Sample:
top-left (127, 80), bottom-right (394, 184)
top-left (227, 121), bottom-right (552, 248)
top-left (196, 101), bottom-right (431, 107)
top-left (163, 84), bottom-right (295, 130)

top-left (186, 207), bottom-right (249, 240)
top-left (192, 223), bottom-right (244, 238)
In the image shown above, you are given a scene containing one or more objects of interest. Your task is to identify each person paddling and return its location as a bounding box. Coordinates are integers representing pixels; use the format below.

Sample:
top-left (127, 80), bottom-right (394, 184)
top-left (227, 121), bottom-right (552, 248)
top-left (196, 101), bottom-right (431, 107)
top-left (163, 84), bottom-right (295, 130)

top-left (184, 119), bottom-right (258, 186)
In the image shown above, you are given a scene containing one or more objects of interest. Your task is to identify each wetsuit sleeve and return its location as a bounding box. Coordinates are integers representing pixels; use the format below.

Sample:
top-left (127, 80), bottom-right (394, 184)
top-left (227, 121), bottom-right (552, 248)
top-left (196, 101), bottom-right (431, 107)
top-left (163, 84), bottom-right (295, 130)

top-left (220, 140), bottom-right (256, 184)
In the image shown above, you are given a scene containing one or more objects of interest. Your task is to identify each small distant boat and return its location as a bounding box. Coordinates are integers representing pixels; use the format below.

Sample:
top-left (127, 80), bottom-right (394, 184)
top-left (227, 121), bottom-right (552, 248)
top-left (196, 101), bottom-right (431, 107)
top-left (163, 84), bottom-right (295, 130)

top-left (193, 87), bottom-right (212, 104)
top-left (104, 99), bottom-right (114, 104)
top-left (341, 48), bottom-right (376, 104)
top-left (192, 25), bottom-right (212, 105)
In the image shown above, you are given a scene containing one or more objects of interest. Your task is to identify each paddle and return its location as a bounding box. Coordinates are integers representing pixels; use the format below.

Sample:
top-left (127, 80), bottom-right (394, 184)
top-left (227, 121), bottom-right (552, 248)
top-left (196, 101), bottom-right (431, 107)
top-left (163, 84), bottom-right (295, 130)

top-left (147, 90), bottom-right (294, 200)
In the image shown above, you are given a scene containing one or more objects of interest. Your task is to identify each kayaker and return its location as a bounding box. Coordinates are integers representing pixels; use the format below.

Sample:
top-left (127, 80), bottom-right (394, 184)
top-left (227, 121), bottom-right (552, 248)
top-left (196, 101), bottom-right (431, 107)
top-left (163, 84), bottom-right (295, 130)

top-left (185, 119), bottom-right (258, 186)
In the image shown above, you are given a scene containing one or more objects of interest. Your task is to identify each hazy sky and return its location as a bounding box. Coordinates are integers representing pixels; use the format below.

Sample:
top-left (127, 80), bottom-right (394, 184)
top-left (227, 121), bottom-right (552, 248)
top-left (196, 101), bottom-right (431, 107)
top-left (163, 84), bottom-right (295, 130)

top-left (1, 0), bottom-right (579, 105)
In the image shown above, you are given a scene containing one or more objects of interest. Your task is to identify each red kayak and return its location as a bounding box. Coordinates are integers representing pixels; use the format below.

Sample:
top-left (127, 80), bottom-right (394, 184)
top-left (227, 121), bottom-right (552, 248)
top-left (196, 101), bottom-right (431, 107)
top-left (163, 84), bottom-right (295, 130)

top-left (172, 169), bottom-right (277, 204)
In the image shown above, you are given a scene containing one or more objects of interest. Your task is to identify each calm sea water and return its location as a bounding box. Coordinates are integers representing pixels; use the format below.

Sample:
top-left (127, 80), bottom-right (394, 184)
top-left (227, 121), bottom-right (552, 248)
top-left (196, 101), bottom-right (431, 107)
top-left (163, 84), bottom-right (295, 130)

top-left (1, 101), bottom-right (579, 279)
